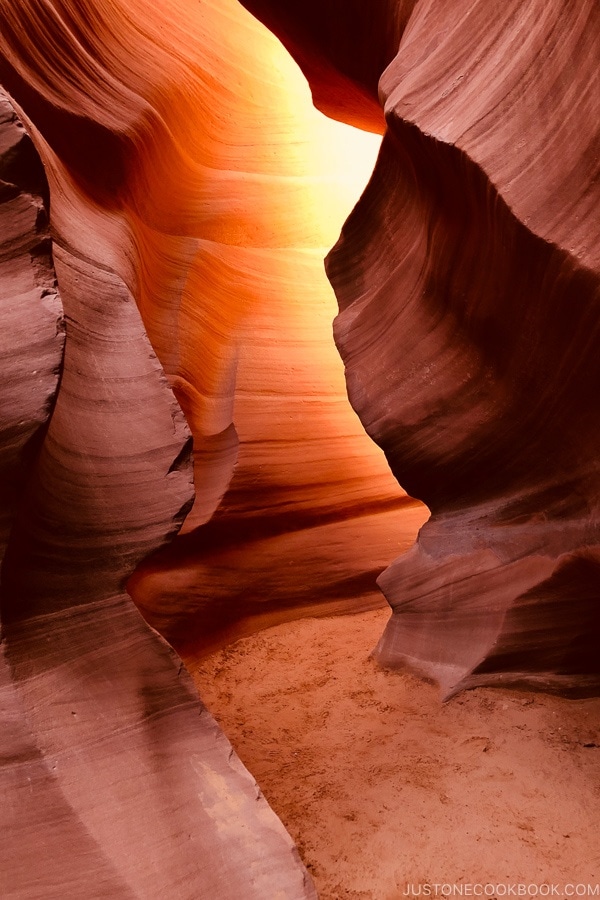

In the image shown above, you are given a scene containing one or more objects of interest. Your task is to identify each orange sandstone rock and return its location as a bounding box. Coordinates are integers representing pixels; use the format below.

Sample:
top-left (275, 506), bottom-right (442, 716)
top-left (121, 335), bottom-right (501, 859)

top-left (1, 0), bottom-right (598, 893)
top-left (243, 0), bottom-right (600, 695)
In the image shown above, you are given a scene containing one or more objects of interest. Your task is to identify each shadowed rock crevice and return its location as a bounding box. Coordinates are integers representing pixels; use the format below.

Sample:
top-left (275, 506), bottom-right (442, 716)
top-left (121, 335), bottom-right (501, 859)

top-left (0, 85), bottom-right (64, 555)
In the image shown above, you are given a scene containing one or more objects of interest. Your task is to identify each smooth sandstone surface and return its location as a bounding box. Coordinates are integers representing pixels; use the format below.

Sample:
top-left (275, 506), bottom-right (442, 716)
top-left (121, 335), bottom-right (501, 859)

top-left (1, 0), bottom-right (414, 655)
top-left (242, 0), bottom-right (600, 696)
top-left (0, 49), bottom-right (316, 900)
top-left (0, 0), bottom-right (599, 896)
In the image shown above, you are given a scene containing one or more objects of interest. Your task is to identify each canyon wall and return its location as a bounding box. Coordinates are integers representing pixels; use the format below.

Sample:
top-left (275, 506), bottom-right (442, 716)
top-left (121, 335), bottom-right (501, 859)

top-left (241, 0), bottom-right (600, 696)
top-left (0, 0), bottom-right (420, 894)
top-left (1, 0), bottom-right (424, 660)
top-left (0, 86), bottom-right (317, 898)
top-left (0, 0), bottom-right (598, 894)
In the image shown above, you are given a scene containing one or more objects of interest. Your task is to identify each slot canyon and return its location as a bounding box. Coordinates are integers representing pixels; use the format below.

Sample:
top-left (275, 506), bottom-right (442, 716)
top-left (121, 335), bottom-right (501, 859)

top-left (0, 0), bottom-right (598, 898)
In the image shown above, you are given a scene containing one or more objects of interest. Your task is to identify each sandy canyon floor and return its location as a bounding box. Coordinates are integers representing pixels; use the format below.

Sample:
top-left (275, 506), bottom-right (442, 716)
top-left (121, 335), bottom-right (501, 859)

top-left (191, 608), bottom-right (600, 900)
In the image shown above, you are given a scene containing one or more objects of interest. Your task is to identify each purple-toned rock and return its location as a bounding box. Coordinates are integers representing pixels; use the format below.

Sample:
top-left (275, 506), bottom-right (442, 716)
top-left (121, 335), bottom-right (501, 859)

top-left (0, 89), bottom-right (315, 899)
top-left (242, 0), bottom-right (600, 696)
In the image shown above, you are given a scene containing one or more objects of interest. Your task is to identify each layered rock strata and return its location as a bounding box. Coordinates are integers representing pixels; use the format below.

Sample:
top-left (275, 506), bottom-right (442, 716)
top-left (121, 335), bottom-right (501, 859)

top-left (2, 0), bottom-right (598, 892)
top-left (0, 89), bottom-right (315, 898)
top-left (0, 0), bottom-right (420, 655)
top-left (241, 0), bottom-right (600, 696)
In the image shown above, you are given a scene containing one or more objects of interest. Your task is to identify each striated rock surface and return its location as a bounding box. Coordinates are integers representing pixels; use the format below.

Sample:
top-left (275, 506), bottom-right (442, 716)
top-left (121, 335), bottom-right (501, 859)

top-left (0, 86), bottom-right (315, 898)
top-left (243, 0), bottom-right (600, 696)
top-left (0, 0), bottom-right (418, 652)
top-left (1, 0), bottom-right (598, 892)
top-left (0, 87), bottom-right (62, 553)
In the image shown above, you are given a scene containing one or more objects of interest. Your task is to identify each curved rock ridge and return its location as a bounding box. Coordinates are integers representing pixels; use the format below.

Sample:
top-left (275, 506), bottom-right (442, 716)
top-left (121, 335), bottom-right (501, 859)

top-left (0, 0), bottom-right (419, 659)
top-left (0, 0), bottom-right (424, 893)
top-left (241, 0), bottom-right (600, 696)
top-left (2, 3), bottom-right (596, 896)
top-left (0, 86), bottom-right (63, 553)
top-left (1, 0), bottom-right (418, 650)
top-left (236, 0), bottom-right (420, 133)
top-left (0, 90), bottom-right (316, 897)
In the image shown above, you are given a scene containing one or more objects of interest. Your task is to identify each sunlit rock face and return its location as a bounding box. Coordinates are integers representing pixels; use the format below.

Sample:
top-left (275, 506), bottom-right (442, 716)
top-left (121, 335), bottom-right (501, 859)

top-left (0, 89), bottom-right (317, 898)
top-left (0, 0), bottom-right (423, 894)
top-left (242, 0), bottom-right (600, 696)
top-left (0, 0), bottom-right (598, 891)
top-left (0, 0), bottom-right (422, 658)
top-left (235, 0), bottom-right (420, 133)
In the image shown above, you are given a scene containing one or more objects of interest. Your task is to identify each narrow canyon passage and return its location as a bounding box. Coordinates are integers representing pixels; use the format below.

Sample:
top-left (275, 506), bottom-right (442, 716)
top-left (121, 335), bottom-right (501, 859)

top-left (123, 2), bottom-right (432, 660)
top-left (1, 0), bottom-right (598, 896)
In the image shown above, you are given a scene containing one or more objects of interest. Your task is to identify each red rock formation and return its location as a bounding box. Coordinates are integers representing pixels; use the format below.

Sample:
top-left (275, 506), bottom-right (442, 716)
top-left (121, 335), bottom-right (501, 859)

top-left (0, 0), bottom-right (419, 652)
top-left (1, 0), bottom-right (598, 891)
top-left (0, 65), bottom-right (314, 900)
top-left (242, 0), bottom-right (600, 696)
top-left (0, 0), bottom-right (422, 894)
top-left (0, 87), bottom-right (62, 552)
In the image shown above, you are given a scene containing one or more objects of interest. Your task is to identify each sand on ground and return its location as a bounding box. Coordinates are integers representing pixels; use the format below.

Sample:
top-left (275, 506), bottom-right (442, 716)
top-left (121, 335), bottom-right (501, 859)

top-left (190, 608), bottom-right (600, 900)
